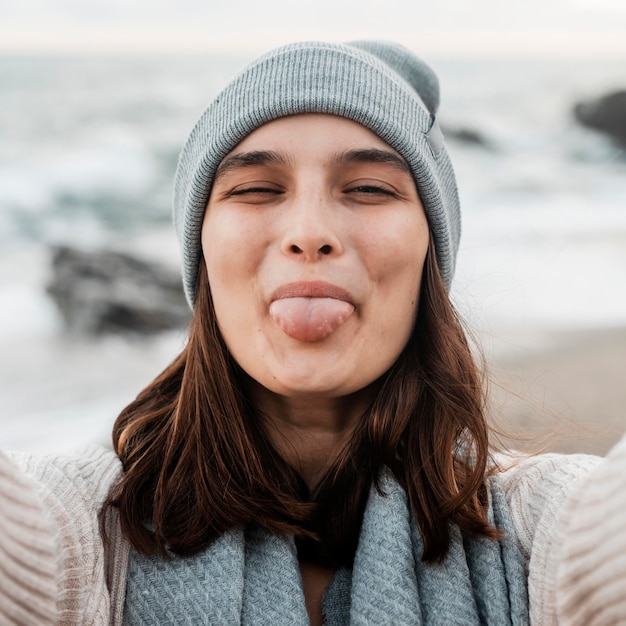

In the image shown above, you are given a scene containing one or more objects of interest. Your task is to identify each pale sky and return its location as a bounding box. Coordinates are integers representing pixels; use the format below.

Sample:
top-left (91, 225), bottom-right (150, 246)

top-left (1, 0), bottom-right (625, 56)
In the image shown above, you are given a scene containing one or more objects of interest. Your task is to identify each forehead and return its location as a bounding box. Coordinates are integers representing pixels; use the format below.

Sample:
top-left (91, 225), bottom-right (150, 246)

top-left (224, 113), bottom-right (402, 157)
top-left (212, 114), bottom-right (414, 186)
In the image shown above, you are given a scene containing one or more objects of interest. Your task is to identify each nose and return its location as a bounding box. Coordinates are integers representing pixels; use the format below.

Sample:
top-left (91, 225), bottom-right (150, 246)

top-left (280, 192), bottom-right (343, 261)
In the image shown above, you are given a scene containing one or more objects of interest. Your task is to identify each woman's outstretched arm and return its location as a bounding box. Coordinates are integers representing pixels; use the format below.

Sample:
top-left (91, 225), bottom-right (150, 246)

top-left (0, 446), bottom-right (126, 625)
top-left (498, 431), bottom-right (626, 625)
top-left (549, 432), bottom-right (626, 624)
top-left (0, 450), bottom-right (59, 624)
top-left (497, 448), bottom-right (600, 624)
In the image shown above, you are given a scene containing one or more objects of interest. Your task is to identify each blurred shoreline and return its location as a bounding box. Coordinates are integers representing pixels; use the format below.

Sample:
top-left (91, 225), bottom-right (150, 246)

top-left (2, 321), bottom-right (625, 456)
top-left (487, 325), bottom-right (626, 455)
top-left (1, 53), bottom-right (625, 454)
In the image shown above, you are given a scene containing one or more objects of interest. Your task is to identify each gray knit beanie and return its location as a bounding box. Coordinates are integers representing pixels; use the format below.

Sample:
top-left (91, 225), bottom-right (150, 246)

top-left (174, 40), bottom-right (460, 306)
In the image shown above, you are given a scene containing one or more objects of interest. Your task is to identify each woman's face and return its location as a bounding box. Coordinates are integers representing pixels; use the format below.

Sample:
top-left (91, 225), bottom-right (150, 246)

top-left (202, 114), bottom-right (429, 400)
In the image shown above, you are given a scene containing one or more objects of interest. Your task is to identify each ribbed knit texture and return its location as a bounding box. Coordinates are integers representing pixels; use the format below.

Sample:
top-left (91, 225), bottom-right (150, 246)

top-left (495, 451), bottom-right (601, 625)
top-left (173, 41), bottom-right (461, 306)
top-left (0, 452), bottom-right (59, 625)
top-left (125, 472), bottom-right (528, 625)
top-left (4, 446), bottom-right (126, 625)
top-left (0, 443), bottom-right (609, 624)
top-left (551, 434), bottom-right (626, 625)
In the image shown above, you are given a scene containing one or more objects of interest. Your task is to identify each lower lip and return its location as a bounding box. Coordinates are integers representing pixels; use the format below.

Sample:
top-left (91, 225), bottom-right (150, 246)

top-left (269, 296), bottom-right (355, 342)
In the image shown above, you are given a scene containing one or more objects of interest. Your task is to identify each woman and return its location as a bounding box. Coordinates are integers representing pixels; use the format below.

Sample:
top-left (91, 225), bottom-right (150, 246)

top-left (1, 40), bottom-right (625, 625)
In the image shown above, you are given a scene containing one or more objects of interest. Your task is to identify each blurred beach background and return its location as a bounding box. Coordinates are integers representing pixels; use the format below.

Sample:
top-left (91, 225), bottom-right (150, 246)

top-left (1, 0), bottom-right (625, 454)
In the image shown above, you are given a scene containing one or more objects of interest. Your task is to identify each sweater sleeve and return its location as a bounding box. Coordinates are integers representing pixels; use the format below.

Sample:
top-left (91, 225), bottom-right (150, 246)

top-left (549, 432), bottom-right (626, 625)
top-left (495, 449), bottom-right (601, 625)
top-left (2, 446), bottom-right (124, 625)
top-left (0, 450), bottom-right (60, 624)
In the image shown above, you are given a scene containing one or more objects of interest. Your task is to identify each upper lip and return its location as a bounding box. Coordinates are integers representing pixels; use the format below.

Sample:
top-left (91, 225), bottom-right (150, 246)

top-left (270, 281), bottom-right (354, 304)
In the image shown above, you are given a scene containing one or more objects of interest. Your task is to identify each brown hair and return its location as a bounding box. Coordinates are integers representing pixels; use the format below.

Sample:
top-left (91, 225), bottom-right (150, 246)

top-left (104, 241), bottom-right (498, 565)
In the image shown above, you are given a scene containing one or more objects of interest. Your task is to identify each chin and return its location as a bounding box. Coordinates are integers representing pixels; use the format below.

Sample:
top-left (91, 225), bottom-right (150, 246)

top-left (268, 377), bottom-right (349, 399)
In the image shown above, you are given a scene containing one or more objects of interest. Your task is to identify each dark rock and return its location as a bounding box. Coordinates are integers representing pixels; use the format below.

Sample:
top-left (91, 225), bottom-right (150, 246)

top-left (573, 90), bottom-right (626, 146)
top-left (47, 245), bottom-right (189, 335)
top-left (441, 124), bottom-right (492, 149)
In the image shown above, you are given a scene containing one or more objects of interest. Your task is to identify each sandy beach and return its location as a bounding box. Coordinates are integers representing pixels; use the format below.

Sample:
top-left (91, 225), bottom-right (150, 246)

top-left (3, 247), bottom-right (622, 456)
top-left (486, 326), bottom-right (626, 456)
top-left (2, 305), bottom-right (625, 458)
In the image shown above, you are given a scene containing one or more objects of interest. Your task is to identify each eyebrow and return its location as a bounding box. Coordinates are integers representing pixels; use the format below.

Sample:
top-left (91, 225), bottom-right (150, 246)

top-left (213, 146), bottom-right (412, 180)
top-left (214, 150), bottom-right (291, 179)
top-left (333, 148), bottom-right (412, 175)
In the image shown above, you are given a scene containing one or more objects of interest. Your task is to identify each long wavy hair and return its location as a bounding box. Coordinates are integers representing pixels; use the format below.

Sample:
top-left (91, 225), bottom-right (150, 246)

top-left (103, 239), bottom-right (498, 566)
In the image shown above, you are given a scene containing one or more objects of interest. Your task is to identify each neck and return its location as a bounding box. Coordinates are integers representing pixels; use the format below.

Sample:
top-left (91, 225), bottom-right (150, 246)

top-left (248, 381), bottom-right (375, 490)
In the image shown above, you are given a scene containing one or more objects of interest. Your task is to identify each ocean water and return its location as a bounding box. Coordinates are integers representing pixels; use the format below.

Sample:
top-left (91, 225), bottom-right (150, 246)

top-left (1, 52), bottom-right (625, 451)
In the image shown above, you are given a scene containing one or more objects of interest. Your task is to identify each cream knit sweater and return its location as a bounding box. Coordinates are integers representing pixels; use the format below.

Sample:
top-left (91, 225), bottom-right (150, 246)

top-left (1, 438), bottom-right (624, 625)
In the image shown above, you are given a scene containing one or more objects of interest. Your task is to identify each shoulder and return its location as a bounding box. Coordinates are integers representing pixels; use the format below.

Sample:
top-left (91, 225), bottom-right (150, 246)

top-left (8, 444), bottom-right (122, 501)
top-left (550, 434), bottom-right (626, 624)
top-left (0, 450), bottom-right (61, 623)
top-left (7, 445), bottom-right (124, 623)
top-left (490, 449), bottom-right (601, 625)
top-left (491, 449), bottom-right (600, 566)
top-left (492, 450), bottom-right (600, 548)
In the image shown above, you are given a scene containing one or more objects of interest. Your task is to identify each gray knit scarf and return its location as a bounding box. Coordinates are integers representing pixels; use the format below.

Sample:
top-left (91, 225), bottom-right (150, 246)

top-left (125, 473), bottom-right (529, 624)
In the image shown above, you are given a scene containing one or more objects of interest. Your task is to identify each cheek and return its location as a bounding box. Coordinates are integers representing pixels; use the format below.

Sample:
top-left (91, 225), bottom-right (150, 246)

top-left (201, 211), bottom-right (278, 356)
top-left (362, 215), bottom-right (428, 284)
top-left (202, 213), bottom-right (261, 284)
top-left (202, 217), bottom-right (250, 333)
top-left (362, 221), bottom-right (428, 345)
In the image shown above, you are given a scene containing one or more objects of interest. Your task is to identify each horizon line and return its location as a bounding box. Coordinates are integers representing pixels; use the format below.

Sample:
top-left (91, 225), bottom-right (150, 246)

top-left (1, 30), bottom-right (626, 60)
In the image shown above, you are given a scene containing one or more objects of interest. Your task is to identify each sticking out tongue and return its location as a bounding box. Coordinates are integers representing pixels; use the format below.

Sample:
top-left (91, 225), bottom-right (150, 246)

top-left (269, 297), bottom-right (355, 342)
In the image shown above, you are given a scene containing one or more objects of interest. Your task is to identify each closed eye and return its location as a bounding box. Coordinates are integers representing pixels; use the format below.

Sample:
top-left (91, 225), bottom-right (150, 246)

top-left (347, 185), bottom-right (399, 198)
top-left (229, 186), bottom-right (283, 196)
top-left (350, 185), bottom-right (394, 196)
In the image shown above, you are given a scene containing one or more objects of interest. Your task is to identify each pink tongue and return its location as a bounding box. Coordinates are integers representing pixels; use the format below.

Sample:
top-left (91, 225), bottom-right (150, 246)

top-left (270, 297), bottom-right (354, 342)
